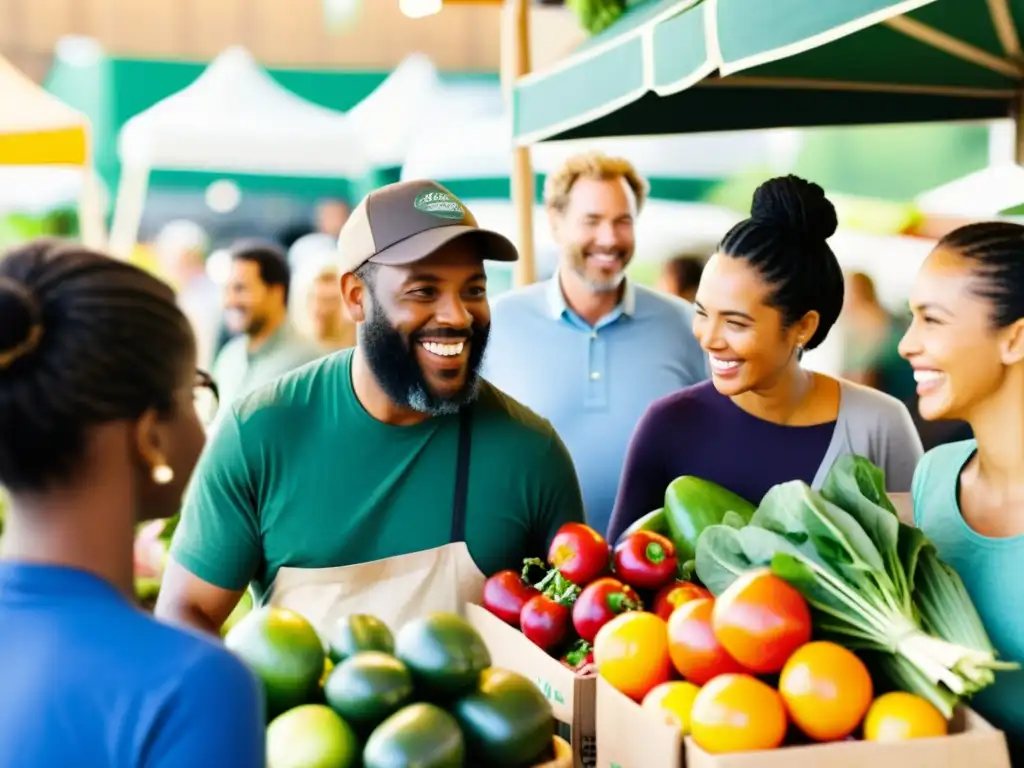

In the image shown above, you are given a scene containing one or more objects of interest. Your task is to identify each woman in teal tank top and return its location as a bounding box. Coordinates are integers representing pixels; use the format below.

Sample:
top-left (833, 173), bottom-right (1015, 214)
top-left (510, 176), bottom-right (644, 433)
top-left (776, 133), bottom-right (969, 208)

top-left (899, 222), bottom-right (1024, 759)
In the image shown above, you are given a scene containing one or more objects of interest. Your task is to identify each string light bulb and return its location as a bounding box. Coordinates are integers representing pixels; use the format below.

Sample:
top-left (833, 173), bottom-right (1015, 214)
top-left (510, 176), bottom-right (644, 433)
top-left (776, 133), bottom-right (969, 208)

top-left (399, 0), bottom-right (442, 19)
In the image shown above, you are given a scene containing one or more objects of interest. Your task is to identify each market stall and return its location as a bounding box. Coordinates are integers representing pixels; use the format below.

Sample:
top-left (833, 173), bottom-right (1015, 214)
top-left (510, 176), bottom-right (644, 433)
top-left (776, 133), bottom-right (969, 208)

top-left (507, 0), bottom-right (1024, 283)
top-left (0, 54), bottom-right (107, 248)
top-left (107, 45), bottom-right (369, 258)
top-left (400, 107), bottom-right (803, 204)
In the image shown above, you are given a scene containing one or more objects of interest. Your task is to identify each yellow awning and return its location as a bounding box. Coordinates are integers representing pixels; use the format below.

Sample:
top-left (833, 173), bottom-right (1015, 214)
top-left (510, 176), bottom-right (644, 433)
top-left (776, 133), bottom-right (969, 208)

top-left (0, 55), bottom-right (89, 166)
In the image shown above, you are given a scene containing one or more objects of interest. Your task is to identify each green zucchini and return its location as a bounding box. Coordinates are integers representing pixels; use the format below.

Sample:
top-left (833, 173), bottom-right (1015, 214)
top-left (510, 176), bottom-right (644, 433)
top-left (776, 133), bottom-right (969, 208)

top-left (664, 477), bottom-right (756, 577)
top-left (618, 507), bottom-right (669, 543)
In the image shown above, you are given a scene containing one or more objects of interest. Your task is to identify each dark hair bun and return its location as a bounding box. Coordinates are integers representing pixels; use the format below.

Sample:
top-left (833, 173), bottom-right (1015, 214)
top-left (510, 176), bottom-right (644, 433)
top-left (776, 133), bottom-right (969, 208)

top-left (0, 277), bottom-right (42, 367)
top-left (751, 175), bottom-right (838, 243)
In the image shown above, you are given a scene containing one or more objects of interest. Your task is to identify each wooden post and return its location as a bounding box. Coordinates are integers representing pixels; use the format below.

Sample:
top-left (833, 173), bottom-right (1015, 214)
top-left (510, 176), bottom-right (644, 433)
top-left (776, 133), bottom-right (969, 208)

top-left (502, 0), bottom-right (537, 286)
top-left (1014, 91), bottom-right (1024, 163)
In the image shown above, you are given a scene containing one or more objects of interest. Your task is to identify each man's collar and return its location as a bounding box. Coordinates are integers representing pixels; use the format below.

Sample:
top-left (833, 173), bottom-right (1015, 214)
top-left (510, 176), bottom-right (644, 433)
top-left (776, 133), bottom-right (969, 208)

top-left (546, 269), bottom-right (636, 320)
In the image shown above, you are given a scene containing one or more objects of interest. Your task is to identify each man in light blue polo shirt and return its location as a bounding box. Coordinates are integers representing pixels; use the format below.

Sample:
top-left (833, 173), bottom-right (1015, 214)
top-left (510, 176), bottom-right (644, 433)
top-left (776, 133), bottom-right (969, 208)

top-left (482, 152), bottom-right (708, 535)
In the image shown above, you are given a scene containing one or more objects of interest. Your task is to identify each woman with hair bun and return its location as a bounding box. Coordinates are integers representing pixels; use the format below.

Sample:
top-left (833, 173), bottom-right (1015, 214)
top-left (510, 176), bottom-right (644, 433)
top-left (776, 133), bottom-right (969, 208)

top-left (0, 239), bottom-right (264, 766)
top-left (900, 222), bottom-right (1024, 752)
top-left (607, 176), bottom-right (923, 542)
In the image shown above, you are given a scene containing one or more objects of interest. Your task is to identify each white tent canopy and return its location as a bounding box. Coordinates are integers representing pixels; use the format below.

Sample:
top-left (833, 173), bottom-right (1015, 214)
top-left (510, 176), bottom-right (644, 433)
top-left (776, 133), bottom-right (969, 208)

top-left (401, 110), bottom-right (803, 187)
top-left (110, 46), bottom-right (368, 257)
top-left (916, 163), bottom-right (1024, 218)
top-left (118, 46), bottom-right (366, 176)
top-left (346, 53), bottom-right (442, 169)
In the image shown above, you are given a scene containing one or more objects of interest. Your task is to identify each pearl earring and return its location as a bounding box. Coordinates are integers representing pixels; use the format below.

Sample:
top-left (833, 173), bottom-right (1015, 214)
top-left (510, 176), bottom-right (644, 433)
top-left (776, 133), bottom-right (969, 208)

top-left (152, 464), bottom-right (174, 485)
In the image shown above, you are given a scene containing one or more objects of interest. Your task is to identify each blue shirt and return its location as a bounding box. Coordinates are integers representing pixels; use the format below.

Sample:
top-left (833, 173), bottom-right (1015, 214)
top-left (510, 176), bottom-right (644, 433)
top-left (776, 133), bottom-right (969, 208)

top-left (0, 563), bottom-right (265, 768)
top-left (912, 440), bottom-right (1024, 753)
top-left (483, 275), bottom-right (708, 535)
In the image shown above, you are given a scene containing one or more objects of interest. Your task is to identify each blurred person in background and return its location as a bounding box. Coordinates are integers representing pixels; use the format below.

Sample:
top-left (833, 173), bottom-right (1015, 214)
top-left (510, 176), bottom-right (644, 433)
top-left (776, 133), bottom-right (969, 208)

top-left (213, 239), bottom-right (323, 406)
top-left (0, 239), bottom-right (263, 766)
top-left (483, 152), bottom-right (708, 536)
top-left (305, 265), bottom-right (356, 350)
top-left (154, 220), bottom-right (221, 370)
top-left (291, 258), bottom-right (356, 351)
top-left (658, 254), bottom-right (705, 302)
top-left (839, 270), bottom-right (916, 403)
top-left (840, 270), bottom-right (969, 449)
top-left (315, 198), bottom-right (351, 239)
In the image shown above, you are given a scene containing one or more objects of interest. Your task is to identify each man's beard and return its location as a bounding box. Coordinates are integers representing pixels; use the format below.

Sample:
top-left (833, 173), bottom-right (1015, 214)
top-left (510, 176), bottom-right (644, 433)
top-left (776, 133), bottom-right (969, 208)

top-left (568, 244), bottom-right (629, 293)
top-left (359, 300), bottom-right (489, 417)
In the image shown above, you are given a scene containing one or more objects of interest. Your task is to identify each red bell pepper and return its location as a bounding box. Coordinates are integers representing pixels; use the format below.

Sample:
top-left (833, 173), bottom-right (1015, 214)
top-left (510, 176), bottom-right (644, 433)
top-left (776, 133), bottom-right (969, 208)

top-left (482, 570), bottom-right (539, 627)
top-left (613, 530), bottom-right (678, 591)
top-left (519, 562), bottom-right (580, 652)
top-left (572, 577), bottom-right (643, 642)
top-left (547, 522), bottom-right (609, 587)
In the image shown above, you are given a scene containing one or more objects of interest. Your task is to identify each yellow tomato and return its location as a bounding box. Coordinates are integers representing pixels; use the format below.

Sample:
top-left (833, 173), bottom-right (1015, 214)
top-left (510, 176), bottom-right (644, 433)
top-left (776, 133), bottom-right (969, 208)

top-left (863, 692), bottom-right (948, 742)
top-left (642, 681), bottom-right (701, 735)
top-left (594, 611), bottom-right (672, 702)
top-left (690, 674), bottom-right (788, 754)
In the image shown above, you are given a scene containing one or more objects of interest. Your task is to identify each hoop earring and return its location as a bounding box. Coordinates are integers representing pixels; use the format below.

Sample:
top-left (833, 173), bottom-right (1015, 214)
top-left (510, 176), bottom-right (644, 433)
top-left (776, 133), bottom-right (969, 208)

top-left (152, 464), bottom-right (174, 485)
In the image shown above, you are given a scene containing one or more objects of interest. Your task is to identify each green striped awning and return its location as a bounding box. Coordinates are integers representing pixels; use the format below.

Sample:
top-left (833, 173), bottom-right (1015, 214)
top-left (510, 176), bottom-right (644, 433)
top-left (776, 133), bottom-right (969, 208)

top-left (514, 0), bottom-right (1021, 143)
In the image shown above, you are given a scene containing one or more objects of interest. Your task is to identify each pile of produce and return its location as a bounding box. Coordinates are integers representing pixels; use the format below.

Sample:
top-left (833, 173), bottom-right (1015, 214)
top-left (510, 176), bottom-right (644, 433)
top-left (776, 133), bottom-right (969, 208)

top-left (225, 606), bottom-right (561, 768)
top-left (695, 455), bottom-right (1016, 718)
top-left (587, 454), bottom-right (1016, 756)
top-left (595, 569), bottom-right (954, 754)
top-left (481, 521), bottom-right (713, 671)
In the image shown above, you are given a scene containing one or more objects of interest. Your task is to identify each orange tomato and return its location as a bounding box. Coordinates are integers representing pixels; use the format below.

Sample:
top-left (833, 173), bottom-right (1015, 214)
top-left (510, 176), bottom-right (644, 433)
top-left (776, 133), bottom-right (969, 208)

top-left (690, 673), bottom-right (788, 754)
top-left (594, 611), bottom-right (672, 701)
top-left (863, 692), bottom-right (948, 742)
top-left (667, 598), bottom-right (746, 685)
top-left (778, 641), bottom-right (873, 741)
top-left (712, 568), bottom-right (811, 674)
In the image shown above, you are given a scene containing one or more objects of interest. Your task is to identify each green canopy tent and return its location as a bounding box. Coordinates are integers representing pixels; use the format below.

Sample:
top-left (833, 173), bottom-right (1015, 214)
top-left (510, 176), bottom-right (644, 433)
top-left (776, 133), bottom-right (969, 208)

top-left (514, 0), bottom-right (1020, 143)
top-left (505, 0), bottom-right (1024, 282)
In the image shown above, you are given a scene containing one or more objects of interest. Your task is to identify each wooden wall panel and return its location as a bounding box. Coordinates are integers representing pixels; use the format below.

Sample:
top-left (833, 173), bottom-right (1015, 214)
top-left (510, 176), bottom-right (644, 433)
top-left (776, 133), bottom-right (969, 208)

top-left (180, 0), bottom-right (249, 61)
top-left (88, 0), bottom-right (181, 57)
top-left (0, 0), bottom-right (583, 80)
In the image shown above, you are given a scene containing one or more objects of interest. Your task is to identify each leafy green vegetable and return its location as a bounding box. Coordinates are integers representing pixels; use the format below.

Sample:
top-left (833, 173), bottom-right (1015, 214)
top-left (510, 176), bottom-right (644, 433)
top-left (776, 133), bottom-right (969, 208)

top-left (695, 456), bottom-right (1016, 717)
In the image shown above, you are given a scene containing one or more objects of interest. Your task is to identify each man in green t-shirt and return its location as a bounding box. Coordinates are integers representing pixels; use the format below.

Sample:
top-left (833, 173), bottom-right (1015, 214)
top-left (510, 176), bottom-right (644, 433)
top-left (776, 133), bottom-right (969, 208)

top-left (156, 180), bottom-right (587, 635)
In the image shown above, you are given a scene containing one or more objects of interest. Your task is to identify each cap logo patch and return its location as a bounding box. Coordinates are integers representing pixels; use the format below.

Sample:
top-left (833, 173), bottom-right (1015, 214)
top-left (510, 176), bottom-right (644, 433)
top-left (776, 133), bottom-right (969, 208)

top-left (413, 190), bottom-right (465, 221)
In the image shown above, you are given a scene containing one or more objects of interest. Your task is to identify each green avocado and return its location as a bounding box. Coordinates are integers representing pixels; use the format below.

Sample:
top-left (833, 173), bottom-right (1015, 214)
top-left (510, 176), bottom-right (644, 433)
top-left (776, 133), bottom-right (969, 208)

top-left (394, 613), bottom-right (491, 699)
top-left (362, 703), bottom-right (464, 768)
top-left (453, 667), bottom-right (556, 766)
top-left (328, 614), bottom-right (395, 664)
top-left (224, 606), bottom-right (326, 719)
top-left (324, 651), bottom-right (414, 735)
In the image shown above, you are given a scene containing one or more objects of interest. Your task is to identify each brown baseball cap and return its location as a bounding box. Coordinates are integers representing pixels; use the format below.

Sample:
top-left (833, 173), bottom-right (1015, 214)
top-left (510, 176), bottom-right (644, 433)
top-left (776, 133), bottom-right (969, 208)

top-left (337, 179), bottom-right (519, 274)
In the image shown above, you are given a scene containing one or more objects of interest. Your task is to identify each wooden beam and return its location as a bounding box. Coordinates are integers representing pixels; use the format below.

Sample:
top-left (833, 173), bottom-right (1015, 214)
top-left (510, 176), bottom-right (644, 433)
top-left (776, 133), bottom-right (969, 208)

top-left (502, 0), bottom-right (537, 286)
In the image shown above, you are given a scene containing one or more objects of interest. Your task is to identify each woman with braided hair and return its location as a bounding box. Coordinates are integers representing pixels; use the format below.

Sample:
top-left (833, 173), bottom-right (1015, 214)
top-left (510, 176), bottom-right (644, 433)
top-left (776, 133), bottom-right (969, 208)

top-left (608, 175), bottom-right (923, 542)
top-left (901, 222), bottom-right (1024, 754)
top-left (0, 239), bottom-right (264, 766)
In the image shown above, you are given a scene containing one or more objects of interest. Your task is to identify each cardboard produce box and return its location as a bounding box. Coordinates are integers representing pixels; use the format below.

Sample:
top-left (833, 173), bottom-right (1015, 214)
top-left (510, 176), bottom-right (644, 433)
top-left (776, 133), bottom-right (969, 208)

top-left (595, 675), bottom-right (1011, 768)
top-left (466, 603), bottom-right (597, 768)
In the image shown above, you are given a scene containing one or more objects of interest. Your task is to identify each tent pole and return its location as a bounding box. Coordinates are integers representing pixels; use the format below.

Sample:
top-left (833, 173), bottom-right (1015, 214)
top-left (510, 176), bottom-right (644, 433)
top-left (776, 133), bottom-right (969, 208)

top-left (503, 0), bottom-right (537, 286)
top-left (1015, 91), bottom-right (1024, 164)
